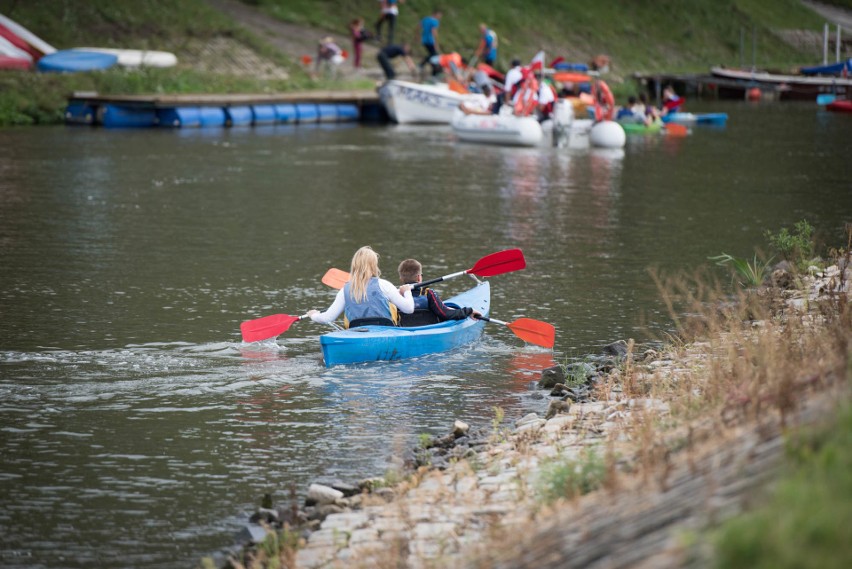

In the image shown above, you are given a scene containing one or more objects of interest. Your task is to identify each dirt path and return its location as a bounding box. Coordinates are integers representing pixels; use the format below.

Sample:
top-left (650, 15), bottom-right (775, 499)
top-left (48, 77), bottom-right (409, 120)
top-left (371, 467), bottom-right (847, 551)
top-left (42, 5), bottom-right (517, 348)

top-left (804, 1), bottom-right (852, 33)
top-left (205, 0), bottom-right (383, 80)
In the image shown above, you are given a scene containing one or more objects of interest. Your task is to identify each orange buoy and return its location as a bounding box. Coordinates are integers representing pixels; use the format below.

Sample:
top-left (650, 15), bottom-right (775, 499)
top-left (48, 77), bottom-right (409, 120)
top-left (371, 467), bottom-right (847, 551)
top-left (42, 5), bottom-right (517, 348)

top-left (747, 87), bottom-right (762, 101)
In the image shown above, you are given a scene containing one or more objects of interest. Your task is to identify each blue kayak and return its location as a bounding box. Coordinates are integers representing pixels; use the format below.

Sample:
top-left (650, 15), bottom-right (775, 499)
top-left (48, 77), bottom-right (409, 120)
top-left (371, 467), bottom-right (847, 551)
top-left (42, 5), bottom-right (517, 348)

top-left (37, 50), bottom-right (118, 72)
top-left (319, 281), bottom-right (491, 366)
top-left (662, 112), bottom-right (728, 125)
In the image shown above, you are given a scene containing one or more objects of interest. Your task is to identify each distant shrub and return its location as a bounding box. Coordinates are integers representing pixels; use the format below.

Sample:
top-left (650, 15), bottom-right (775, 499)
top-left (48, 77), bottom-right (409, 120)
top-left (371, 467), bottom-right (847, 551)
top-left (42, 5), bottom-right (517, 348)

top-left (765, 220), bottom-right (815, 269)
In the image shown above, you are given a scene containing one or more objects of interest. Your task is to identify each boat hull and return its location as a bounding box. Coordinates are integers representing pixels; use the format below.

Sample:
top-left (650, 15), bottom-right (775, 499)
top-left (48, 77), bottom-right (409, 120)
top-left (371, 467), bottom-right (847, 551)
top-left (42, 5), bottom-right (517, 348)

top-left (379, 80), bottom-right (487, 124)
top-left (451, 109), bottom-right (544, 146)
top-left (827, 100), bottom-right (852, 113)
top-left (662, 112), bottom-right (728, 125)
top-left (320, 281), bottom-right (490, 366)
top-left (451, 102), bottom-right (588, 147)
top-left (619, 121), bottom-right (663, 134)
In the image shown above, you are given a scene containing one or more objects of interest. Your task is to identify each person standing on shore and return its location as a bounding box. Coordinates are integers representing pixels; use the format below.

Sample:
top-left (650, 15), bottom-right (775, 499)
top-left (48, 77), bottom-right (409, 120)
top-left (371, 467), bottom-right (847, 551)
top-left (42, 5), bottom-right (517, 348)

top-left (349, 18), bottom-right (373, 69)
top-left (375, 0), bottom-right (403, 45)
top-left (473, 23), bottom-right (498, 67)
top-left (418, 8), bottom-right (442, 77)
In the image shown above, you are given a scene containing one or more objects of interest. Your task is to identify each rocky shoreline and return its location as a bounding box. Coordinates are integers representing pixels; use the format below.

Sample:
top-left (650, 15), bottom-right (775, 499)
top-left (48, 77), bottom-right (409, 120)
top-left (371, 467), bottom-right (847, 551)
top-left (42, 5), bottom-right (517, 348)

top-left (208, 261), bottom-right (850, 569)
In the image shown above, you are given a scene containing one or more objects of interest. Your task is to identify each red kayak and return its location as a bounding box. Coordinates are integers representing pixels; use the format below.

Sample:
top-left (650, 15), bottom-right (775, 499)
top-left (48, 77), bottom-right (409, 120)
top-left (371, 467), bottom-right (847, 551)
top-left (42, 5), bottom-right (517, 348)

top-left (826, 99), bottom-right (852, 113)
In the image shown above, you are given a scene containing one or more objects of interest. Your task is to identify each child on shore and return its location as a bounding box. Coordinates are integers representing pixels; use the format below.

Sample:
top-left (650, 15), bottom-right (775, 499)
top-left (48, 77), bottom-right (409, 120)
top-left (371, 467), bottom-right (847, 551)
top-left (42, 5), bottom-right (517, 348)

top-left (349, 18), bottom-right (373, 69)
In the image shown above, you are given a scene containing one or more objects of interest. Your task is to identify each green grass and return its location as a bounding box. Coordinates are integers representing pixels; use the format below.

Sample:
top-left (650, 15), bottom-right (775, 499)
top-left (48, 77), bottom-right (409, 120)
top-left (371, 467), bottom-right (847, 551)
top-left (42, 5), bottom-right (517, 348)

top-left (253, 0), bottom-right (828, 71)
top-left (0, 0), bottom-right (842, 125)
top-left (711, 403), bottom-right (852, 569)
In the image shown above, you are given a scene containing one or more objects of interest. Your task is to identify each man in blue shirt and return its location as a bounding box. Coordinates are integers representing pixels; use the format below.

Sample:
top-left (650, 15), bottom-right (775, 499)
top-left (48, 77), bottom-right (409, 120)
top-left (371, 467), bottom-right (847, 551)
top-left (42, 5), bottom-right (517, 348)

top-left (474, 24), bottom-right (498, 67)
top-left (418, 8), bottom-right (442, 76)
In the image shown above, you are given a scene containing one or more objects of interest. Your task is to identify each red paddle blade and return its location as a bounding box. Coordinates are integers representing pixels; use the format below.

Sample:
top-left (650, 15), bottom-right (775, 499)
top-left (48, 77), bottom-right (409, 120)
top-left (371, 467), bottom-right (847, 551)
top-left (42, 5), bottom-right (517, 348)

top-left (468, 248), bottom-right (526, 277)
top-left (665, 123), bottom-right (688, 137)
top-left (507, 318), bottom-right (555, 349)
top-left (322, 268), bottom-right (350, 290)
top-left (240, 314), bottom-right (299, 343)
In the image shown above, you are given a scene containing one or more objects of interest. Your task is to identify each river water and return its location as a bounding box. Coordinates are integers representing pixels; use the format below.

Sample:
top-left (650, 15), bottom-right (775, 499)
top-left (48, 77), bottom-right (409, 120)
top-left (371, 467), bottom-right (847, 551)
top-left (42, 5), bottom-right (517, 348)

top-left (0, 102), bottom-right (849, 568)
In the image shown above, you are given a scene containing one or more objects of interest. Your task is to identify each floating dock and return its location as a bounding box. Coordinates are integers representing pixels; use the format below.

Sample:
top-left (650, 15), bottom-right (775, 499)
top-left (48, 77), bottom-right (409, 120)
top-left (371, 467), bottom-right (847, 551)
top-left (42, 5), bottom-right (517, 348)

top-left (632, 72), bottom-right (784, 101)
top-left (65, 90), bottom-right (387, 128)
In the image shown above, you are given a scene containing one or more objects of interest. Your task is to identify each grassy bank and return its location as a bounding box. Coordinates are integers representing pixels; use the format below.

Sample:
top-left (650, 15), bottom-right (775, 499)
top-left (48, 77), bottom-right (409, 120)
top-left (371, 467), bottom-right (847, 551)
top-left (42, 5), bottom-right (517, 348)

top-left (0, 0), bottom-right (848, 125)
top-left (262, 0), bottom-right (832, 70)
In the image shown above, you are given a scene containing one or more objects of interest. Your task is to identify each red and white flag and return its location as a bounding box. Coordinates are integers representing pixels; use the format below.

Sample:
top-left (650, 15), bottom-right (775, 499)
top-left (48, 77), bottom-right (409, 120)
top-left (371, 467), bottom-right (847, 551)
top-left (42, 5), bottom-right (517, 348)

top-left (529, 50), bottom-right (545, 72)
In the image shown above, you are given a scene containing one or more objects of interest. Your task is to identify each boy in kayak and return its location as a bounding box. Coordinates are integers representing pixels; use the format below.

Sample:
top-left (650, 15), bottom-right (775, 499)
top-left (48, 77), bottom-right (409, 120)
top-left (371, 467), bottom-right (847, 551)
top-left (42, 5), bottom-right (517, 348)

top-left (397, 259), bottom-right (481, 326)
top-left (308, 246), bottom-right (414, 328)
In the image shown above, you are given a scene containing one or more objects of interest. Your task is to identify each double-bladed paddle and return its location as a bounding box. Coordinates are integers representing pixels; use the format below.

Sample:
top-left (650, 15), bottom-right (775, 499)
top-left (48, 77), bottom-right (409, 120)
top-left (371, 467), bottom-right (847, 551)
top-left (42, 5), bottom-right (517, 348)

top-left (321, 248), bottom-right (526, 290)
top-left (476, 316), bottom-right (556, 349)
top-left (240, 313), bottom-right (308, 343)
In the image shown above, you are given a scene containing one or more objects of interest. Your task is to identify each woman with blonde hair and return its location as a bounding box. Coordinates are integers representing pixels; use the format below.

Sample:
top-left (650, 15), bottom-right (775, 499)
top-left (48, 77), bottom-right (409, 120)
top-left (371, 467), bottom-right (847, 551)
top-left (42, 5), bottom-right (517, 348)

top-left (308, 246), bottom-right (414, 328)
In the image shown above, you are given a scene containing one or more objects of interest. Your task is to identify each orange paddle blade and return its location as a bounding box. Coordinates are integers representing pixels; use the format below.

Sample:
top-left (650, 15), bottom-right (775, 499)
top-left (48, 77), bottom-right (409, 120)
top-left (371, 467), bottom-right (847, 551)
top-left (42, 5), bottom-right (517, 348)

top-left (240, 313), bottom-right (300, 343)
top-left (469, 248), bottom-right (526, 277)
top-left (664, 122), bottom-right (688, 137)
top-left (321, 268), bottom-right (350, 289)
top-left (506, 318), bottom-right (555, 349)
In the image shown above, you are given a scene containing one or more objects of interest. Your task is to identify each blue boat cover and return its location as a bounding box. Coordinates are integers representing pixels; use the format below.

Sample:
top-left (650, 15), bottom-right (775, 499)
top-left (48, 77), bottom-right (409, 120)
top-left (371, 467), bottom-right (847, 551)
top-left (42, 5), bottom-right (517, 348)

top-left (554, 62), bottom-right (589, 72)
top-left (37, 50), bottom-right (118, 73)
top-left (799, 58), bottom-right (852, 76)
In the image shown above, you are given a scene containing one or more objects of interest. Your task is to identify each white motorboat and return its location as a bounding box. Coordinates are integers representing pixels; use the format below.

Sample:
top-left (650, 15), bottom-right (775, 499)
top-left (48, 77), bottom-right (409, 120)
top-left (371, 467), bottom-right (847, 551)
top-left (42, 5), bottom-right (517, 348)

top-left (379, 79), bottom-right (488, 124)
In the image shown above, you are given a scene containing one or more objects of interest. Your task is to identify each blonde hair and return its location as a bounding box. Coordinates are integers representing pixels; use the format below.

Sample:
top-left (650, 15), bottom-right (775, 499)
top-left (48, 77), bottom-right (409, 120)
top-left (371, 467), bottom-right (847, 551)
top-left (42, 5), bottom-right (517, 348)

top-left (349, 246), bottom-right (381, 303)
top-left (398, 259), bottom-right (422, 283)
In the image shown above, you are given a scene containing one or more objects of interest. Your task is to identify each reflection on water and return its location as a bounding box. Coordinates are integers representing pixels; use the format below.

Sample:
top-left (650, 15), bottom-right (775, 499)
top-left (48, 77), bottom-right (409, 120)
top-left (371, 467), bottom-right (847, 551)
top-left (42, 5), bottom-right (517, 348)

top-left (0, 102), bottom-right (850, 567)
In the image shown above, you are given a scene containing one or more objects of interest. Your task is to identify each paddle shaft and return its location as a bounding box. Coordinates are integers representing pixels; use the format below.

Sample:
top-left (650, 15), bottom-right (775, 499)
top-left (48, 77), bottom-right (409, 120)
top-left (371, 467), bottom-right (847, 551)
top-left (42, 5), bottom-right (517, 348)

top-left (476, 315), bottom-right (507, 326)
top-left (412, 270), bottom-right (468, 290)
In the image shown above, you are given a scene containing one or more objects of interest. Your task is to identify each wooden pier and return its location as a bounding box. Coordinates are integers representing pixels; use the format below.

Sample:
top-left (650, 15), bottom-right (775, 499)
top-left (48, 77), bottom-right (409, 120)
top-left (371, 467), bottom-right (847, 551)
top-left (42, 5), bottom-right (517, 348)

top-left (65, 89), bottom-right (387, 127)
top-left (631, 72), bottom-right (782, 101)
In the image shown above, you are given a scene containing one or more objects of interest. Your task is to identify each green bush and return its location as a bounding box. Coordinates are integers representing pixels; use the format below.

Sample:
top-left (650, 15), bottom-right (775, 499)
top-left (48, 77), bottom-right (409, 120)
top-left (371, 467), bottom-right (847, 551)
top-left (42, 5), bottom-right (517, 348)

top-left (765, 220), bottom-right (815, 269)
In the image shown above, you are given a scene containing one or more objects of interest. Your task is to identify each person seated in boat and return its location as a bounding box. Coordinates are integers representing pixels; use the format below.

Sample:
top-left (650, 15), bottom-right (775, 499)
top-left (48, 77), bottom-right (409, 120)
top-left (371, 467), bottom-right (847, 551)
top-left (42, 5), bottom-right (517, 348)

top-left (459, 83), bottom-right (498, 115)
top-left (377, 43), bottom-right (417, 80)
top-left (397, 259), bottom-right (481, 327)
top-left (660, 85), bottom-right (685, 115)
top-left (492, 58), bottom-right (523, 114)
top-left (307, 246), bottom-right (414, 328)
top-left (637, 93), bottom-right (662, 125)
top-left (616, 96), bottom-right (640, 121)
top-left (535, 79), bottom-right (557, 122)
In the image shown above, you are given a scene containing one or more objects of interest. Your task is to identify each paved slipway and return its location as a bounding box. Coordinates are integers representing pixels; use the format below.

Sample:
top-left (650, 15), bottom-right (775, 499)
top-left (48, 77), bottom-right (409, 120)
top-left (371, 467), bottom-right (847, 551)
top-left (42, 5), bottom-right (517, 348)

top-left (805, 1), bottom-right (852, 32)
